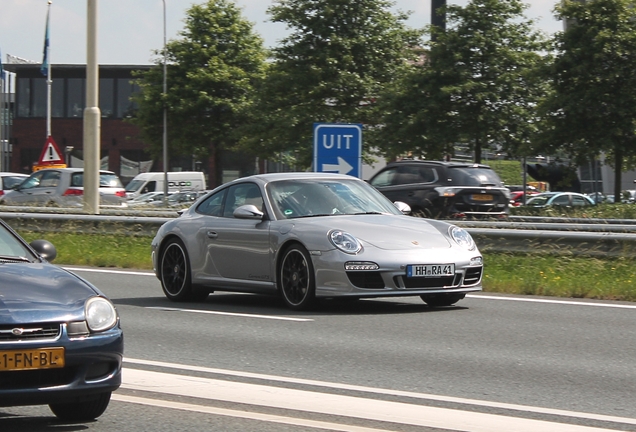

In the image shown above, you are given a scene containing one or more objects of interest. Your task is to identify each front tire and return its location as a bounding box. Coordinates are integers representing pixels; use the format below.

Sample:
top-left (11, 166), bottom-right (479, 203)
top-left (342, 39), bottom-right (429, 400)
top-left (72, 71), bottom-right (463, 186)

top-left (279, 245), bottom-right (316, 310)
top-left (160, 238), bottom-right (208, 302)
top-left (49, 391), bottom-right (111, 421)
top-left (420, 293), bottom-right (465, 308)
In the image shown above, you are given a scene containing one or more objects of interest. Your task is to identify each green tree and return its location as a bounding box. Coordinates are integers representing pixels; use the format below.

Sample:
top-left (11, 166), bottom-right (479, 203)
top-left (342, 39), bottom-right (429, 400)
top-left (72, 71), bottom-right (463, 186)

top-left (377, 0), bottom-right (548, 163)
top-left (237, 0), bottom-right (423, 168)
top-left (130, 0), bottom-right (267, 187)
top-left (533, 0), bottom-right (636, 199)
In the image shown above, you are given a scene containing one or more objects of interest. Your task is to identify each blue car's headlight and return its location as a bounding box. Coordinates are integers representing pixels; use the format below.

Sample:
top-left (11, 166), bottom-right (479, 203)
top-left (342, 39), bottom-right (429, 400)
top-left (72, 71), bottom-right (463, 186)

top-left (450, 226), bottom-right (476, 251)
top-left (85, 297), bottom-right (118, 332)
top-left (329, 230), bottom-right (362, 254)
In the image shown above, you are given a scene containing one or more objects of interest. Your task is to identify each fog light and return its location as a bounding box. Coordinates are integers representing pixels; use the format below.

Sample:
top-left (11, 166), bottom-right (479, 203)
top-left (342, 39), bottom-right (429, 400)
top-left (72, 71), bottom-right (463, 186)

top-left (470, 256), bottom-right (483, 266)
top-left (345, 261), bottom-right (379, 271)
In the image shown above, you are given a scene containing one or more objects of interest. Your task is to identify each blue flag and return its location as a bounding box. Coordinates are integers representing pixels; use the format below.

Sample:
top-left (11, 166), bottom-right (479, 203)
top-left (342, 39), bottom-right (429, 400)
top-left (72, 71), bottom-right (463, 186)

top-left (40, 6), bottom-right (50, 76)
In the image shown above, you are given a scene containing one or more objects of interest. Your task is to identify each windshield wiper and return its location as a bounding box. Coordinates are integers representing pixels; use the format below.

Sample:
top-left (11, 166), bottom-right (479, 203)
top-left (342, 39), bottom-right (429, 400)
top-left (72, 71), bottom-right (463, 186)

top-left (354, 211), bottom-right (384, 215)
top-left (0, 255), bottom-right (32, 262)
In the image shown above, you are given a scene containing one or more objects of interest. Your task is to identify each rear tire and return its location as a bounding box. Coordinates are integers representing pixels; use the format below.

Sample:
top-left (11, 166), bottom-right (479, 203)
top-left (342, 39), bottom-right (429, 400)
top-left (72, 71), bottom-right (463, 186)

top-left (420, 293), bottom-right (465, 308)
top-left (49, 391), bottom-right (111, 421)
top-left (279, 245), bottom-right (316, 310)
top-left (159, 238), bottom-right (208, 302)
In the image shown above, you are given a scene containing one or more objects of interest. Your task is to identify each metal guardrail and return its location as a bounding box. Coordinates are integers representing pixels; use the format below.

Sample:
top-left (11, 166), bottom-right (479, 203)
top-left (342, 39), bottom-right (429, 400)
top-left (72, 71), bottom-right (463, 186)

top-left (1, 208), bottom-right (636, 257)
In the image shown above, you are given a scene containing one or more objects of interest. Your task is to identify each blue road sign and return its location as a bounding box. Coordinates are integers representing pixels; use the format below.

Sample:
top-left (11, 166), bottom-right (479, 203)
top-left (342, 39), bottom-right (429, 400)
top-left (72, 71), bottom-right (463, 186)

top-left (313, 123), bottom-right (362, 178)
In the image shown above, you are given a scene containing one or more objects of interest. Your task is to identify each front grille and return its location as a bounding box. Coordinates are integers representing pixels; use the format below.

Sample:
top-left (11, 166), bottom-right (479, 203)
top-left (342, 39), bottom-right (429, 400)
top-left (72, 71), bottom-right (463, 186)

top-left (0, 324), bottom-right (61, 342)
top-left (464, 267), bottom-right (483, 285)
top-left (346, 271), bottom-right (385, 289)
top-left (0, 367), bottom-right (78, 389)
top-left (398, 275), bottom-right (455, 289)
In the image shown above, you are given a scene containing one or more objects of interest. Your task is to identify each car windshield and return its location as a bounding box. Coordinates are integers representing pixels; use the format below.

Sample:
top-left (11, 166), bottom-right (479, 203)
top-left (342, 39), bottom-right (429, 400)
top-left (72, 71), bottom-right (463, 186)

top-left (526, 195), bottom-right (551, 206)
top-left (268, 179), bottom-right (402, 219)
top-left (447, 167), bottom-right (504, 187)
top-left (0, 223), bottom-right (35, 261)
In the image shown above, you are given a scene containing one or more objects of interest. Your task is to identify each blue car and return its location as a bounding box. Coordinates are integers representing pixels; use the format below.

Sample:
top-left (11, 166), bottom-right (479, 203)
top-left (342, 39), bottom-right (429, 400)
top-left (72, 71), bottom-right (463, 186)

top-left (0, 219), bottom-right (123, 421)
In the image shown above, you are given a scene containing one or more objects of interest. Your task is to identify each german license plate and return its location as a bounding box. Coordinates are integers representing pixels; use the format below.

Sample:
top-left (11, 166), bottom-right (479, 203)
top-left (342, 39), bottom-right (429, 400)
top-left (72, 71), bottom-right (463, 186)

top-left (407, 264), bottom-right (455, 278)
top-left (472, 194), bottom-right (493, 201)
top-left (0, 348), bottom-right (65, 371)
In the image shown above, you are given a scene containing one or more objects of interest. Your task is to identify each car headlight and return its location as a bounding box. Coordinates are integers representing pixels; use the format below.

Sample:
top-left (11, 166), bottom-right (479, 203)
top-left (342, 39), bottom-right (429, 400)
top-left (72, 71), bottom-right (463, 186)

top-left (85, 297), bottom-right (118, 332)
top-left (329, 230), bottom-right (362, 254)
top-left (450, 226), bottom-right (476, 251)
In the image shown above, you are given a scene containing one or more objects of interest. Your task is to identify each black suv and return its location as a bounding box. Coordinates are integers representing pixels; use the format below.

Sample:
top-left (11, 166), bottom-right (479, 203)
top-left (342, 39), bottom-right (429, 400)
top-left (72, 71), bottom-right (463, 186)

top-left (368, 160), bottom-right (510, 218)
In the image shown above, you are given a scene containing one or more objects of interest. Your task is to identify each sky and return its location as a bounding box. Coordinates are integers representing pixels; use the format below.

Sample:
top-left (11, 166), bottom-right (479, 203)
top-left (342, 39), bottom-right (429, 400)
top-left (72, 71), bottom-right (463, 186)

top-left (0, 0), bottom-right (564, 66)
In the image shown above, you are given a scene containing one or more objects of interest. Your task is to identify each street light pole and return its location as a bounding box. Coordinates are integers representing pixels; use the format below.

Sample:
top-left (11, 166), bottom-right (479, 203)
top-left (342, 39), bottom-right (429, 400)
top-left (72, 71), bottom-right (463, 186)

top-left (162, 0), bottom-right (168, 206)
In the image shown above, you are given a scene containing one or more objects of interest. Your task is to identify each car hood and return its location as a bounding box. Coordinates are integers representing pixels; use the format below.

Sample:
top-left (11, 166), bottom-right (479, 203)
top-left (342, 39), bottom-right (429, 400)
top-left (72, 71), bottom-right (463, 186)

top-left (0, 263), bottom-right (97, 324)
top-left (289, 214), bottom-right (452, 250)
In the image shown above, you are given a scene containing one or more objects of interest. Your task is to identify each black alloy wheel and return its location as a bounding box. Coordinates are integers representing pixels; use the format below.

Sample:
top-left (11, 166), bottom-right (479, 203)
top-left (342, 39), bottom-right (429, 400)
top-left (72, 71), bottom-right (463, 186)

top-left (160, 238), bottom-right (207, 302)
top-left (279, 245), bottom-right (316, 310)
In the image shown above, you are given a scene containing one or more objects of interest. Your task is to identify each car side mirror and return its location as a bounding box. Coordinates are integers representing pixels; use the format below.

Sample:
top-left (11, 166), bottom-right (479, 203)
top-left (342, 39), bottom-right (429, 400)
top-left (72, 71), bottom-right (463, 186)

top-left (234, 204), bottom-right (265, 220)
top-left (29, 239), bottom-right (57, 262)
top-left (394, 201), bottom-right (411, 215)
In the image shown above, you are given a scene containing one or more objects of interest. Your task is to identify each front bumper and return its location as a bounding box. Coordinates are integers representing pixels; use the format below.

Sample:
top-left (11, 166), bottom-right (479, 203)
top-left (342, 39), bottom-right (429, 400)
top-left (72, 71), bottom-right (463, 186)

top-left (0, 324), bottom-right (123, 407)
top-left (311, 248), bottom-right (483, 299)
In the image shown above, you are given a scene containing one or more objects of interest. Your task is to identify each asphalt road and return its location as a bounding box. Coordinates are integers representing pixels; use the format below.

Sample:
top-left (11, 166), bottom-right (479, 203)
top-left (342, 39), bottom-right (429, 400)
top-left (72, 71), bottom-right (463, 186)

top-left (1, 267), bottom-right (635, 432)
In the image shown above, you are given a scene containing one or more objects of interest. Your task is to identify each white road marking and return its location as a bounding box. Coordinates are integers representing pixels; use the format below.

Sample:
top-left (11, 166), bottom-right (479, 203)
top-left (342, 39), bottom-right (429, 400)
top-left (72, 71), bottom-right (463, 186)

top-left (124, 358), bottom-right (636, 428)
top-left (64, 267), bottom-right (154, 276)
top-left (467, 294), bottom-right (636, 309)
top-left (146, 306), bottom-right (313, 322)
top-left (121, 368), bottom-right (618, 432)
top-left (112, 394), bottom-right (394, 432)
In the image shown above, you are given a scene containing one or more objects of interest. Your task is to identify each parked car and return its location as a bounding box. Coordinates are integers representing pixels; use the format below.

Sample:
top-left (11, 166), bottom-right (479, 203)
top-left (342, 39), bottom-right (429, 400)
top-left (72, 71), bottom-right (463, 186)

top-left (151, 172), bottom-right (483, 310)
top-left (368, 160), bottom-right (510, 218)
top-left (509, 190), bottom-right (539, 207)
top-left (0, 218), bottom-right (123, 420)
top-left (0, 172), bottom-right (29, 197)
top-left (525, 192), bottom-right (595, 208)
top-left (0, 168), bottom-right (127, 207)
top-left (127, 191), bottom-right (168, 207)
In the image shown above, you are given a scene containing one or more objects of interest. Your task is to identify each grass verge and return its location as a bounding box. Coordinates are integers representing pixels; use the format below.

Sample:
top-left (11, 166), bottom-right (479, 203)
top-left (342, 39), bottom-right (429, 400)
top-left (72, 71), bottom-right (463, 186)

top-left (18, 230), bottom-right (636, 302)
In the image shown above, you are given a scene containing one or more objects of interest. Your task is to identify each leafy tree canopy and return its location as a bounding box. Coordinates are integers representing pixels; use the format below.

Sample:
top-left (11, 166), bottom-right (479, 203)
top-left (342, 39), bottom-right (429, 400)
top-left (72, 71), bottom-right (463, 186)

top-left (130, 0), bottom-right (267, 185)
top-left (376, 0), bottom-right (548, 163)
top-left (236, 0), bottom-right (424, 168)
top-left (533, 0), bottom-right (636, 199)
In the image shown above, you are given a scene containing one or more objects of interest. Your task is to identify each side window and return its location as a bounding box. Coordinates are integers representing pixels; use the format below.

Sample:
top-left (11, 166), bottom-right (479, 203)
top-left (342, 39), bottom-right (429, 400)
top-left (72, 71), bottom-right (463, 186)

top-left (145, 181), bottom-right (156, 193)
top-left (222, 183), bottom-right (263, 218)
top-left (552, 195), bottom-right (570, 206)
top-left (395, 166), bottom-right (424, 185)
top-left (572, 195), bottom-right (587, 206)
top-left (196, 189), bottom-right (226, 216)
top-left (70, 173), bottom-right (83, 187)
top-left (418, 167), bottom-right (438, 183)
top-left (370, 168), bottom-right (397, 187)
top-left (39, 171), bottom-right (61, 187)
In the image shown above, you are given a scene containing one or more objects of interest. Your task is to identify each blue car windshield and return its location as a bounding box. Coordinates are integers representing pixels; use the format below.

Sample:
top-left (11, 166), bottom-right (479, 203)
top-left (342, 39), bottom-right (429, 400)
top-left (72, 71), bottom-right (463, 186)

top-left (268, 179), bottom-right (402, 219)
top-left (0, 224), bottom-right (34, 260)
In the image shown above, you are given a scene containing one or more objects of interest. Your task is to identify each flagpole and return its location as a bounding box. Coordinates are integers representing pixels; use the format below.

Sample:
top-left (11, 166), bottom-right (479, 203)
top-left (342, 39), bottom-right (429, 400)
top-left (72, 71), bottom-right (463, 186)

top-left (45, 1), bottom-right (52, 138)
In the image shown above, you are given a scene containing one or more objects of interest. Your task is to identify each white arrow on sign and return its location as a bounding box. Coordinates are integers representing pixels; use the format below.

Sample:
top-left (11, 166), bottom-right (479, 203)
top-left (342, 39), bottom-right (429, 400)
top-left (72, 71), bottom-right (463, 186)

top-left (322, 156), bottom-right (354, 175)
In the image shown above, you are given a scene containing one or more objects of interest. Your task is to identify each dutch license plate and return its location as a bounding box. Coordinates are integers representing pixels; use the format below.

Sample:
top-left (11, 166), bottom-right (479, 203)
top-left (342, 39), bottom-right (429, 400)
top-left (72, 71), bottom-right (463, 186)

top-left (472, 194), bottom-right (493, 201)
top-left (0, 348), bottom-right (65, 371)
top-left (407, 264), bottom-right (455, 278)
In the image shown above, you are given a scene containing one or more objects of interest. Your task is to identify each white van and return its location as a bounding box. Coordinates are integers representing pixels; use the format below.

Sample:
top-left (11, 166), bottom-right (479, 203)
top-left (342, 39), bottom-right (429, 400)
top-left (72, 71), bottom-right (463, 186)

top-left (125, 171), bottom-right (206, 199)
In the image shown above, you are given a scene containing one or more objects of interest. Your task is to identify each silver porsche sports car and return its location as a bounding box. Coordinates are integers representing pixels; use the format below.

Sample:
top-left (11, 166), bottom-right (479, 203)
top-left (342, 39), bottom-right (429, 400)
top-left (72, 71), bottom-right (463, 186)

top-left (151, 173), bottom-right (483, 310)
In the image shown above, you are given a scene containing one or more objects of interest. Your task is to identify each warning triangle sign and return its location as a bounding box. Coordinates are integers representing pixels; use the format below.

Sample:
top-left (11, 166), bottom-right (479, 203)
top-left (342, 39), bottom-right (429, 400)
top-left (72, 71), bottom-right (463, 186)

top-left (38, 136), bottom-right (65, 165)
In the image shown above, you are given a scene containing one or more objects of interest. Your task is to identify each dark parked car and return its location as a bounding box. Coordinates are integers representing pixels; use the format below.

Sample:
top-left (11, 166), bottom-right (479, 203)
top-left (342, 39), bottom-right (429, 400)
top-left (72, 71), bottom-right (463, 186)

top-left (0, 219), bottom-right (123, 420)
top-left (368, 160), bottom-right (510, 218)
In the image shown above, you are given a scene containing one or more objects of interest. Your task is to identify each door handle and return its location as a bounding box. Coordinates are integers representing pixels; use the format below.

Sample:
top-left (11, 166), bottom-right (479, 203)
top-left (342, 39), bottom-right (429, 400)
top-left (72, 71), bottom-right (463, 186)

top-left (206, 231), bottom-right (218, 239)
